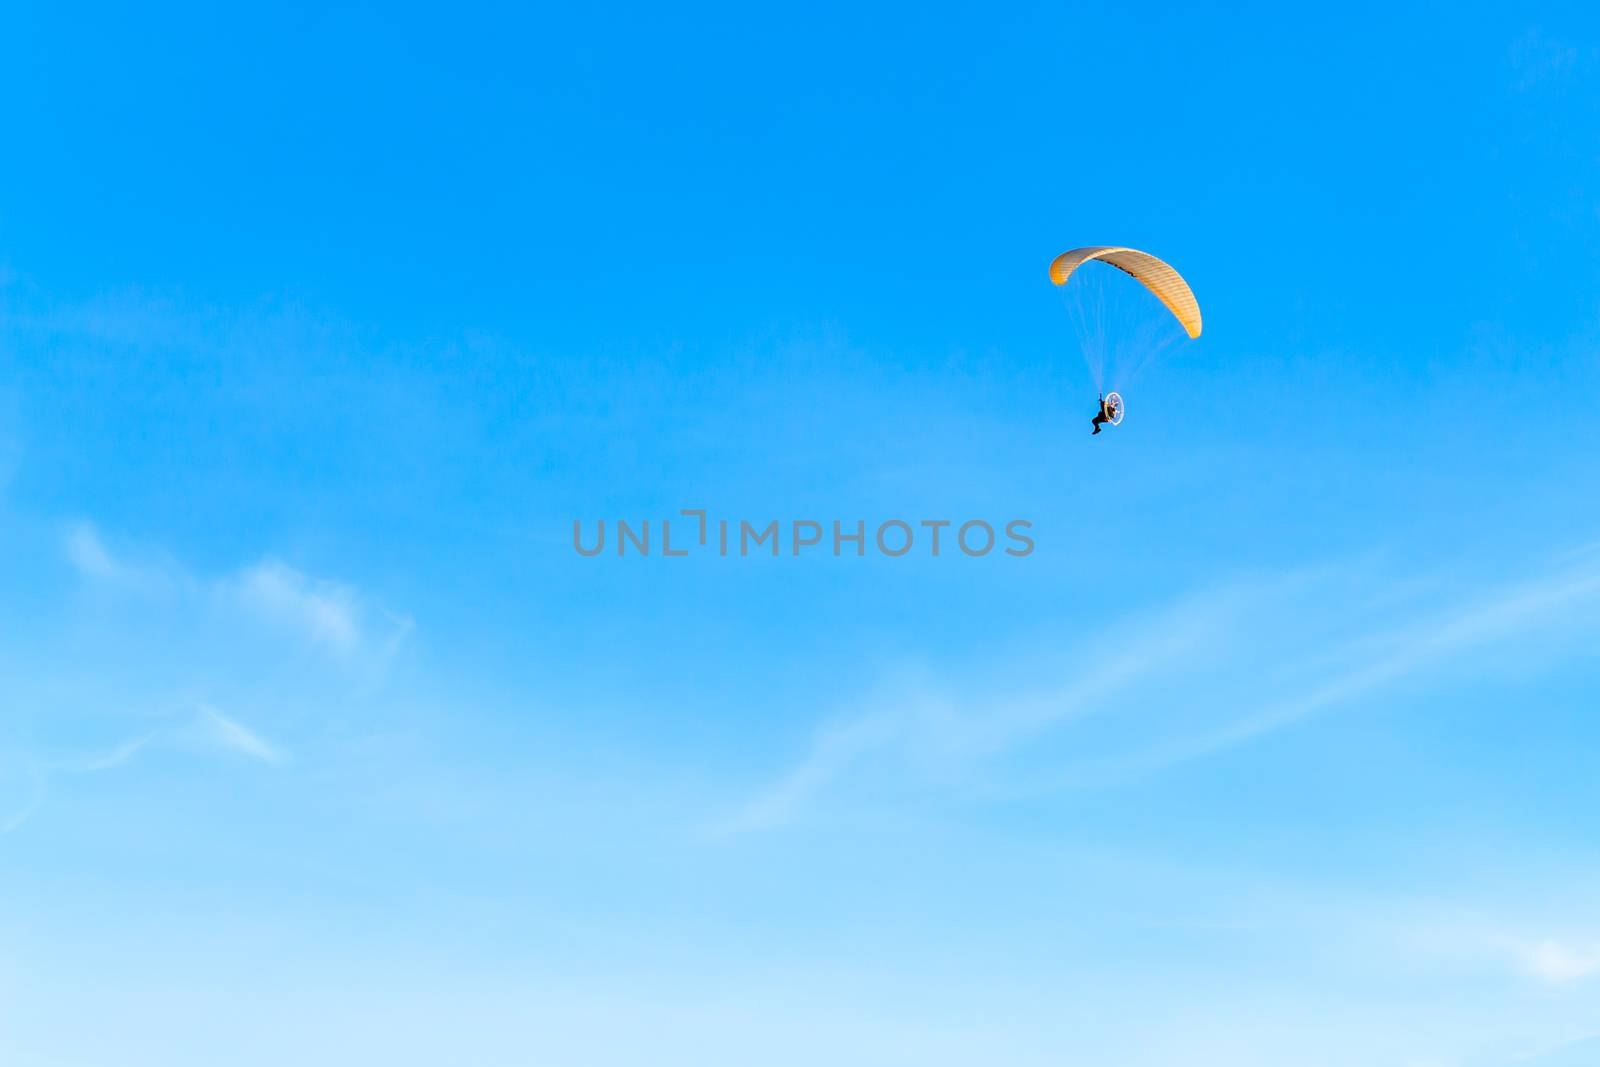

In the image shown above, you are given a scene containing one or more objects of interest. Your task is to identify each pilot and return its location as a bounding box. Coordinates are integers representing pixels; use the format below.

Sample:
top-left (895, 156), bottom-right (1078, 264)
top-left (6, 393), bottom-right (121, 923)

top-left (1091, 393), bottom-right (1114, 435)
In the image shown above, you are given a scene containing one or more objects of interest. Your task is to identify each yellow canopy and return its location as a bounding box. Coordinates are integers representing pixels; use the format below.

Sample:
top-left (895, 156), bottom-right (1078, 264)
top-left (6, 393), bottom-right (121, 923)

top-left (1049, 246), bottom-right (1202, 339)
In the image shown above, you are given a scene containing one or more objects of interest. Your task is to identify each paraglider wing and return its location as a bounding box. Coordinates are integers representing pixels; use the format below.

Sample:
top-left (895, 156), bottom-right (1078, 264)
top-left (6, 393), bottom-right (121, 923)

top-left (1048, 246), bottom-right (1202, 339)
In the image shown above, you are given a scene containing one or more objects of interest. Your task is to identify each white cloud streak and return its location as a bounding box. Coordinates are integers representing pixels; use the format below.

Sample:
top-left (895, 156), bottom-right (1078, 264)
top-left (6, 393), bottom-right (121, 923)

top-left (1394, 908), bottom-right (1600, 990)
top-left (62, 520), bottom-right (411, 661)
top-left (0, 761), bottom-right (46, 836)
top-left (733, 552), bottom-right (1600, 830)
top-left (1102, 562), bottom-right (1600, 781)
top-left (723, 579), bottom-right (1279, 832)
top-left (0, 704), bottom-right (288, 834)
top-left (225, 560), bottom-right (363, 655)
top-left (64, 522), bottom-right (118, 579)
top-left (1507, 938), bottom-right (1600, 986)
top-left (50, 733), bottom-right (155, 773)
top-left (193, 704), bottom-right (286, 765)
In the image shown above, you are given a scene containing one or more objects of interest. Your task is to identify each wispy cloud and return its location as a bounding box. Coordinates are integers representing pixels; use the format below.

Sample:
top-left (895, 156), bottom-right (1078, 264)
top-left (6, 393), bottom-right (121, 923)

top-left (1509, 1036), bottom-right (1600, 1065)
top-left (1506, 938), bottom-right (1600, 986)
top-left (11, 518), bottom-right (396, 831)
top-left (731, 551), bottom-right (1600, 830)
top-left (192, 704), bottom-right (286, 765)
top-left (0, 760), bottom-right (46, 835)
top-left (1095, 561), bottom-right (1600, 782)
top-left (50, 733), bottom-right (155, 773)
top-left (1, 705), bottom-right (286, 834)
top-left (225, 560), bottom-right (364, 656)
top-left (1399, 910), bottom-right (1600, 990)
top-left (63, 522), bottom-right (117, 578)
top-left (61, 521), bottom-right (177, 594)
top-left (723, 576), bottom-right (1286, 832)
top-left (63, 520), bottom-right (412, 662)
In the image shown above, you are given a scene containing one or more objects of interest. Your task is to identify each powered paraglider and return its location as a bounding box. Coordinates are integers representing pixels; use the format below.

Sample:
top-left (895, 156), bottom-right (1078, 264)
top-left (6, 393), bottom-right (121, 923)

top-left (1051, 246), bottom-right (1201, 433)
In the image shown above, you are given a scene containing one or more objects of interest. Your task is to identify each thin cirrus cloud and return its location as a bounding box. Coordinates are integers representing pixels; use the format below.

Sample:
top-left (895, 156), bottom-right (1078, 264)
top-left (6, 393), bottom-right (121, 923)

top-left (1513, 1036), bottom-right (1600, 1066)
top-left (1067, 555), bottom-right (1600, 786)
top-left (191, 704), bottom-right (287, 765)
top-left (51, 733), bottom-right (155, 773)
top-left (729, 548), bottom-right (1600, 831)
top-left (1, 705), bottom-right (285, 835)
top-left (50, 706), bottom-right (285, 773)
top-left (1397, 909), bottom-right (1600, 993)
top-left (1508, 938), bottom-right (1600, 986)
top-left (64, 521), bottom-right (153, 585)
top-left (63, 520), bottom-right (412, 661)
top-left (719, 578), bottom-right (1265, 833)
top-left (4, 520), bottom-right (401, 833)
top-left (223, 561), bottom-right (365, 656)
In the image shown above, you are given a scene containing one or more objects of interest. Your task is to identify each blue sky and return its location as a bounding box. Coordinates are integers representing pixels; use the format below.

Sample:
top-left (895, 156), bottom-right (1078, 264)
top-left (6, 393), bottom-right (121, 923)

top-left (3, 2), bottom-right (1600, 1064)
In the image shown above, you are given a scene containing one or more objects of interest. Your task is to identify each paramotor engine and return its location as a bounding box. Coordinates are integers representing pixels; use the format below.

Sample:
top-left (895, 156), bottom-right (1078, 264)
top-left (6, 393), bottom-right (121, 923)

top-left (1103, 391), bottom-right (1125, 426)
